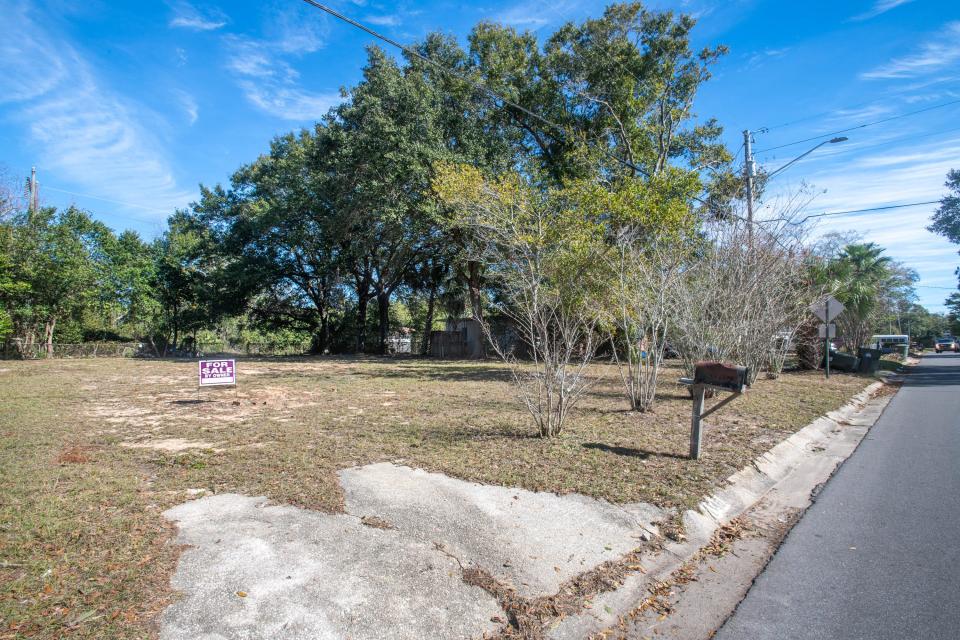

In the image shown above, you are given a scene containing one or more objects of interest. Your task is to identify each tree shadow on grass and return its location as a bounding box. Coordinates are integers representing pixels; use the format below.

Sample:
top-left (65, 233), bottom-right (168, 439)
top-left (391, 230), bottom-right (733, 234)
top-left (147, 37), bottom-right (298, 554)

top-left (403, 425), bottom-right (543, 444)
top-left (582, 442), bottom-right (688, 460)
top-left (346, 363), bottom-right (515, 383)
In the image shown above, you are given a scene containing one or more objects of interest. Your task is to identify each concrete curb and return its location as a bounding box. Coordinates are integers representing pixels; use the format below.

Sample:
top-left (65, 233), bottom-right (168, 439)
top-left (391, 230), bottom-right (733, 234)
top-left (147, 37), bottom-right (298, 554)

top-left (548, 380), bottom-right (890, 639)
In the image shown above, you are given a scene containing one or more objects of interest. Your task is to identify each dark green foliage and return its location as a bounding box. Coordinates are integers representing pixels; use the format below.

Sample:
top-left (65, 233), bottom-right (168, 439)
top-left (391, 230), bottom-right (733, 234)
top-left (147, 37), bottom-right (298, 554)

top-left (928, 169), bottom-right (960, 246)
top-left (2, 4), bottom-right (745, 353)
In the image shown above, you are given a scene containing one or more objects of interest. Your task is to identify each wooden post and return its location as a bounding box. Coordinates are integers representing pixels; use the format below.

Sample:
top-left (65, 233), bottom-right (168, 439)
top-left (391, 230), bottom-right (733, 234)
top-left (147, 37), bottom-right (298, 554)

top-left (690, 384), bottom-right (705, 460)
top-left (825, 298), bottom-right (831, 379)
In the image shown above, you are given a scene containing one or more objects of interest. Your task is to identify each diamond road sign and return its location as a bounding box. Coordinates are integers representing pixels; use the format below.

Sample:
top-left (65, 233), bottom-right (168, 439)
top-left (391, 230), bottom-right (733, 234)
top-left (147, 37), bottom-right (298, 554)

top-left (810, 296), bottom-right (845, 322)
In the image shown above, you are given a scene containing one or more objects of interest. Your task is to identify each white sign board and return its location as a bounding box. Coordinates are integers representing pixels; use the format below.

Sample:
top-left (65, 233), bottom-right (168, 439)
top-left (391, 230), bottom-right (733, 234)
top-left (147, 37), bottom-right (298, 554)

top-left (818, 323), bottom-right (837, 339)
top-left (199, 359), bottom-right (236, 386)
top-left (810, 296), bottom-right (845, 322)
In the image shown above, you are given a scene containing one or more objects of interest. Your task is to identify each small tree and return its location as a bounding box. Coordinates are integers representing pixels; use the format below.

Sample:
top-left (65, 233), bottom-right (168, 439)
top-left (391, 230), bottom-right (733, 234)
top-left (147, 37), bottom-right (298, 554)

top-left (434, 164), bottom-right (605, 437)
top-left (560, 172), bottom-right (700, 412)
top-left (818, 243), bottom-right (894, 353)
top-left (603, 225), bottom-right (693, 411)
top-left (672, 214), bottom-right (817, 384)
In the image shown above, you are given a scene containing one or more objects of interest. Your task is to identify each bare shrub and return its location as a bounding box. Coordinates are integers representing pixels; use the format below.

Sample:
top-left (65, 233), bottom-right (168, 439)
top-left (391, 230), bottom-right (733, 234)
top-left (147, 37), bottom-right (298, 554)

top-left (672, 210), bottom-right (819, 384)
top-left (605, 233), bottom-right (685, 411)
top-left (434, 166), bottom-right (605, 437)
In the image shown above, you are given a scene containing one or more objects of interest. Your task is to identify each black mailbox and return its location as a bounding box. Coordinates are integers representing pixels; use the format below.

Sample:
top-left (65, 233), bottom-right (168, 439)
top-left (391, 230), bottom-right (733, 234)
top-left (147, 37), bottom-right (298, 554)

top-left (693, 361), bottom-right (750, 393)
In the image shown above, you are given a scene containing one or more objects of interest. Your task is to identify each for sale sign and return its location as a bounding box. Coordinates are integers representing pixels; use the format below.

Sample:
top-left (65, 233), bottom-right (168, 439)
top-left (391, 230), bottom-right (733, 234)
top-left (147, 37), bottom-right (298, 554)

top-left (199, 359), bottom-right (236, 386)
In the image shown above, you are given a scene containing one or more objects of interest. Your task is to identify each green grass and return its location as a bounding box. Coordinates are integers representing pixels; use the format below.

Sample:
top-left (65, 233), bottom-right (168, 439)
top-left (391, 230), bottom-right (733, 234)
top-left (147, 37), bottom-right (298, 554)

top-left (0, 357), bottom-right (873, 638)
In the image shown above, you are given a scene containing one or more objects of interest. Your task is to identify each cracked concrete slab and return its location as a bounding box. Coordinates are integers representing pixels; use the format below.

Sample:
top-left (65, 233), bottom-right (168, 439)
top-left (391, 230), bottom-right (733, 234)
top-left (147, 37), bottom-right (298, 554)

top-left (160, 467), bottom-right (668, 638)
top-left (161, 494), bottom-right (502, 640)
top-left (339, 463), bottom-right (666, 597)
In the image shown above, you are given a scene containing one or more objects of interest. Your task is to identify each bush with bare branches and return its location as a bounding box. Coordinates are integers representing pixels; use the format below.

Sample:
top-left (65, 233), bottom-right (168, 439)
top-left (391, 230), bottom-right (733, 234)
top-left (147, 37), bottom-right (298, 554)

top-left (672, 214), bottom-right (819, 384)
top-left (434, 165), bottom-right (606, 437)
top-left (605, 233), bottom-right (687, 411)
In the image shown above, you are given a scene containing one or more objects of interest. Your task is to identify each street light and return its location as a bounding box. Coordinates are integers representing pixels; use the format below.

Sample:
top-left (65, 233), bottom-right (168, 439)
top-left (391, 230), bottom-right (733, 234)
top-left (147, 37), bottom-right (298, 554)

top-left (743, 133), bottom-right (848, 241)
top-left (765, 136), bottom-right (848, 180)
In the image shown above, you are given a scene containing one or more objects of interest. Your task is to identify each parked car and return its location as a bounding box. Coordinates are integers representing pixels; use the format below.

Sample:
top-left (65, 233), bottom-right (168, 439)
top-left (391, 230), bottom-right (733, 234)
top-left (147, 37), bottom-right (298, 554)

top-left (935, 337), bottom-right (958, 353)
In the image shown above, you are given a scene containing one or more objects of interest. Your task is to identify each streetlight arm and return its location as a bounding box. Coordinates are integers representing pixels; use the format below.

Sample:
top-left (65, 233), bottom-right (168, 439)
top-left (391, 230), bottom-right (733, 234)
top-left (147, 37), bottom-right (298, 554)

top-left (765, 136), bottom-right (848, 180)
top-left (766, 141), bottom-right (828, 179)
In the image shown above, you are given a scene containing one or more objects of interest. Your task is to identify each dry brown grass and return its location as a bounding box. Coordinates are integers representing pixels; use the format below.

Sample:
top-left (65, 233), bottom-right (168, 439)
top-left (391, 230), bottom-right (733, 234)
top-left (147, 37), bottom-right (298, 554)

top-left (0, 356), bottom-right (872, 638)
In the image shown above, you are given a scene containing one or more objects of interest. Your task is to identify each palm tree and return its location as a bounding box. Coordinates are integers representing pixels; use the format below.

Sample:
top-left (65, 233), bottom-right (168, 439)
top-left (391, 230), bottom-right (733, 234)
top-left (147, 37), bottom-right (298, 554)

top-left (826, 243), bottom-right (893, 351)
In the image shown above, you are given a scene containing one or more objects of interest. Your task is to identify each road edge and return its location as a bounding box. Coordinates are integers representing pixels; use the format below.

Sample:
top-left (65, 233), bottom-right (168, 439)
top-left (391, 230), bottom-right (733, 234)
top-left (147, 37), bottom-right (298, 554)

top-left (547, 378), bottom-right (893, 639)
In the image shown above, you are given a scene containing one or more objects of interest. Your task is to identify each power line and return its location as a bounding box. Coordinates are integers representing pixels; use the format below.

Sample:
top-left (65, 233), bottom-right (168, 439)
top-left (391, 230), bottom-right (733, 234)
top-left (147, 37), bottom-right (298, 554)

top-left (760, 200), bottom-right (941, 225)
top-left (40, 186), bottom-right (170, 226)
top-left (298, 0), bottom-right (654, 179)
top-left (754, 98), bottom-right (960, 153)
top-left (300, 0), bottom-right (777, 226)
top-left (299, 4), bottom-right (564, 151)
top-left (43, 186), bottom-right (176, 215)
top-left (757, 123), bottom-right (960, 165)
top-left (915, 284), bottom-right (957, 290)
top-left (757, 97), bottom-right (883, 133)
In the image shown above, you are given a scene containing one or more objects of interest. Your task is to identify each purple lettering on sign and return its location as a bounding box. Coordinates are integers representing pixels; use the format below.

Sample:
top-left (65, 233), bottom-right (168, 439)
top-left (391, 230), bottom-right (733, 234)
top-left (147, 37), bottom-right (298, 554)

top-left (198, 359), bottom-right (237, 386)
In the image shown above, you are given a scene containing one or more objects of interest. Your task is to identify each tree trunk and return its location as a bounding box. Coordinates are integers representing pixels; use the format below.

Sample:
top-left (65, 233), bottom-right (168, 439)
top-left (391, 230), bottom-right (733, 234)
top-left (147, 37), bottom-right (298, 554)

top-left (467, 261), bottom-right (487, 358)
top-left (467, 260), bottom-right (484, 323)
top-left (421, 279), bottom-right (437, 356)
top-left (356, 295), bottom-right (369, 353)
top-left (354, 271), bottom-right (372, 354)
top-left (44, 317), bottom-right (56, 358)
top-left (316, 314), bottom-right (329, 355)
top-left (377, 292), bottom-right (390, 356)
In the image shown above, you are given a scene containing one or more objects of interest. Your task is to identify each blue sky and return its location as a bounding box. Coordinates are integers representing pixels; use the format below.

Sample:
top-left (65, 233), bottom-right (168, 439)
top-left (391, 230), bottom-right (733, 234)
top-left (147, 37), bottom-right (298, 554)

top-left (1, 0), bottom-right (959, 311)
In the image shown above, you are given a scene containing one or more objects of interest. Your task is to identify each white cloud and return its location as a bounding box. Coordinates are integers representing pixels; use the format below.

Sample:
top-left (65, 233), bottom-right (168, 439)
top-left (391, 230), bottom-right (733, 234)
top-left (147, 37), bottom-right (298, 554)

top-left (266, 5), bottom-right (329, 54)
top-left (862, 22), bottom-right (960, 79)
top-left (825, 103), bottom-right (892, 125)
top-left (760, 135), bottom-right (960, 311)
top-left (237, 82), bottom-right (340, 121)
top-left (175, 90), bottom-right (199, 125)
top-left (746, 47), bottom-right (790, 69)
top-left (850, 0), bottom-right (916, 22)
top-left (498, 0), bottom-right (585, 30)
top-left (224, 36), bottom-right (340, 121)
top-left (0, 4), bottom-right (195, 220)
top-left (168, 1), bottom-right (227, 31)
top-left (365, 15), bottom-right (401, 27)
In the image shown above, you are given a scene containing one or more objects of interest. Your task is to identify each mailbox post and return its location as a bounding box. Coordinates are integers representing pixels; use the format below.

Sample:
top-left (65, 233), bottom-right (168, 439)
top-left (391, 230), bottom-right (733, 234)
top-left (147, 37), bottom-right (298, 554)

top-left (682, 362), bottom-right (750, 460)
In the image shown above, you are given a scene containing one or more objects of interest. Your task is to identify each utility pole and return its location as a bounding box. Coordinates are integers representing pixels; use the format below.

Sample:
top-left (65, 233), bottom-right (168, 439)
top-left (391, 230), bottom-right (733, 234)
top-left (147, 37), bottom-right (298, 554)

top-left (743, 130), bottom-right (755, 242)
top-left (28, 166), bottom-right (39, 214)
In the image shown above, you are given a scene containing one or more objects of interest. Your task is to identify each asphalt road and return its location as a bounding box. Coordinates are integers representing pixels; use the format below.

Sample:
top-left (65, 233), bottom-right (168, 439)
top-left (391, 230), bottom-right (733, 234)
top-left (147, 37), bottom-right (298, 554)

top-left (715, 353), bottom-right (960, 640)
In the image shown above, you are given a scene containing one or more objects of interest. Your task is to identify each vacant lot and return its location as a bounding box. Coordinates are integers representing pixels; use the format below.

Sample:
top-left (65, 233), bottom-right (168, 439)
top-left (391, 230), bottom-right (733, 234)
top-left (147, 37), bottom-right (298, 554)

top-left (0, 357), bottom-right (871, 638)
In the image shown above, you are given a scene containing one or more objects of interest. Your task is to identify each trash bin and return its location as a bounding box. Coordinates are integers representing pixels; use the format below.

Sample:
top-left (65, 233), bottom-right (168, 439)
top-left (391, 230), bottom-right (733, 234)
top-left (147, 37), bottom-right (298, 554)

top-left (857, 348), bottom-right (882, 373)
top-left (826, 351), bottom-right (859, 372)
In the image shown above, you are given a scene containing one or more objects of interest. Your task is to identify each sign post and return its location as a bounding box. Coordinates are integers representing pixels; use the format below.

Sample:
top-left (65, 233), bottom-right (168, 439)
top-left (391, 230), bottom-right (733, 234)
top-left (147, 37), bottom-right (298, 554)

top-left (810, 296), bottom-right (845, 379)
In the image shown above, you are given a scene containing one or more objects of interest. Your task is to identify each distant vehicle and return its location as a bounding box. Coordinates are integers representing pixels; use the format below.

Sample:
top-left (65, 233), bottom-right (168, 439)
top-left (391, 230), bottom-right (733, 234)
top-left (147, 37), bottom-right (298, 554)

top-left (869, 334), bottom-right (909, 353)
top-left (935, 337), bottom-right (958, 353)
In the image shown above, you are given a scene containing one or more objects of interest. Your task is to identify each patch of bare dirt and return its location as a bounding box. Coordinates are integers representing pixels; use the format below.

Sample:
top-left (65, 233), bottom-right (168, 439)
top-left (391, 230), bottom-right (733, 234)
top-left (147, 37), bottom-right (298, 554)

top-left (121, 438), bottom-right (219, 452)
